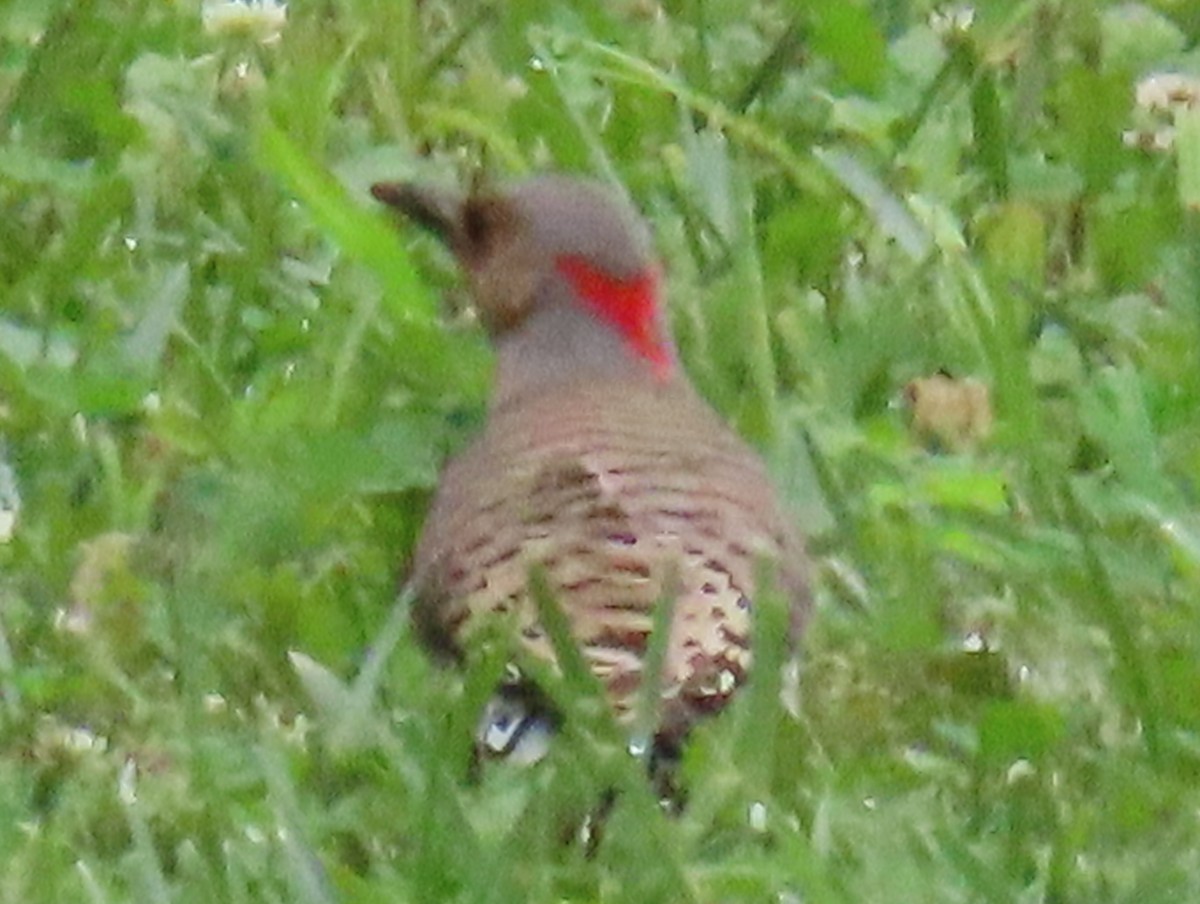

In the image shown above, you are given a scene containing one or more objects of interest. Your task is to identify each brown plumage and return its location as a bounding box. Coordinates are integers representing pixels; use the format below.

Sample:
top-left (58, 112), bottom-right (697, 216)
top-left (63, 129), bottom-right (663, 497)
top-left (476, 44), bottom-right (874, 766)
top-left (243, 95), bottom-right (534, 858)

top-left (373, 175), bottom-right (810, 756)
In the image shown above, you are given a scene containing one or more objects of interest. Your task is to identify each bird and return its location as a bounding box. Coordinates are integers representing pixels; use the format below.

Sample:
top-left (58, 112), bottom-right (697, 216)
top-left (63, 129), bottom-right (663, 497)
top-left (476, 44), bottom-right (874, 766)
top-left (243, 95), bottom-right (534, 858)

top-left (372, 174), bottom-right (811, 768)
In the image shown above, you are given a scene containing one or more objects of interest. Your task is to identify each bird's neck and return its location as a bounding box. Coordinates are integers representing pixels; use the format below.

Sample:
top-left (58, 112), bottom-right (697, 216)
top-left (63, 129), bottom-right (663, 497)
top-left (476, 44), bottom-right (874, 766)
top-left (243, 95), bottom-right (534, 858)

top-left (491, 275), bottom-right (677, 409)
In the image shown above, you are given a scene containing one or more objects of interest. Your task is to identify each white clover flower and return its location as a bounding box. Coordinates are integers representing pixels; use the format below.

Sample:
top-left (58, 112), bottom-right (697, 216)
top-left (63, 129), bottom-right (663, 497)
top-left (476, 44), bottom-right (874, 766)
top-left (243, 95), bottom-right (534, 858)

top-left (1135, 73), bottom-right (1200, 112)
top-left (1127, 73), bottom-right (1200, 153)
top-left (202, 0), bottom-right (287, 44)
top-left (930, 5), bottom-right (975, 37)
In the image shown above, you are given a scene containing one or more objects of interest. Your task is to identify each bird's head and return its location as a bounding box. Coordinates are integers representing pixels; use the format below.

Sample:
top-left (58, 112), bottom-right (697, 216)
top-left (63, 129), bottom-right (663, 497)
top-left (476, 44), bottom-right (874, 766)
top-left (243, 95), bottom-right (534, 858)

top-left (372, 175), bottom-right (676, 389)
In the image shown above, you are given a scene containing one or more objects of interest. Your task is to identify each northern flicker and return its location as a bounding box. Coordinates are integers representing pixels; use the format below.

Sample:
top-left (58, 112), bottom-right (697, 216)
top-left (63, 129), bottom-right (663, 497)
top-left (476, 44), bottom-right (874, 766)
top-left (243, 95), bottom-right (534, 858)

top-left (372, 175), bottom-right (810, 762)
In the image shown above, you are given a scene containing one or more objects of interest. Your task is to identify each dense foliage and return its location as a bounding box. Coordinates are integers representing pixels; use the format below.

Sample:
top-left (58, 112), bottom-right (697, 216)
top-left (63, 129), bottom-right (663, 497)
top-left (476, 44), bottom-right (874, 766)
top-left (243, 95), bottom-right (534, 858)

top-left (2, 1), bottom-right (1199, 901)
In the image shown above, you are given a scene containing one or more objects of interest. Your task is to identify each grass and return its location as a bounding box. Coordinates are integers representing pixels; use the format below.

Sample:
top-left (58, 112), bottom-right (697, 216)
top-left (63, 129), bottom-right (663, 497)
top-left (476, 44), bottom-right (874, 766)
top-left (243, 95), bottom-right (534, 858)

top-left (3, 0), bottom-right (1200, 900)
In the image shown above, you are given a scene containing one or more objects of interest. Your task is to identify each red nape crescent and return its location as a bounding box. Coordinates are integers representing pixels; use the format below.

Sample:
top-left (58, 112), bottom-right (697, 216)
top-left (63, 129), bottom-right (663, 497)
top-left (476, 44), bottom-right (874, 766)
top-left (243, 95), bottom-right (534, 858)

top-left (555, 254), bottom-right (674, 379)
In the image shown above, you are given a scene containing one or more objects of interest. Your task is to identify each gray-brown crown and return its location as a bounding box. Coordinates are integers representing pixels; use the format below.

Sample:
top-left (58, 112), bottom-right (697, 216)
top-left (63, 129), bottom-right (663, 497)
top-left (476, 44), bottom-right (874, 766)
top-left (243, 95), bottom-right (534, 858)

top-left (372, 175), bottom-right (655, 336)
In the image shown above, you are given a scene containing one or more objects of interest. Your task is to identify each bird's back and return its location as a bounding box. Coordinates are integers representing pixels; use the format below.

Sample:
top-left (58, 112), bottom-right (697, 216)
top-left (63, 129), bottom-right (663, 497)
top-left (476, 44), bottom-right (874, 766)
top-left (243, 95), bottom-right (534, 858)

top-left (411, 377), bottom-right (810, 739)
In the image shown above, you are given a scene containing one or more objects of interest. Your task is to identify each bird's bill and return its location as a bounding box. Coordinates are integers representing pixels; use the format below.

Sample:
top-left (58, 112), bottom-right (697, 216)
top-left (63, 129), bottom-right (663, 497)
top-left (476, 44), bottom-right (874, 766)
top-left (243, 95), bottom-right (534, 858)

top-left (371, 181), bottom-right (465, 248)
